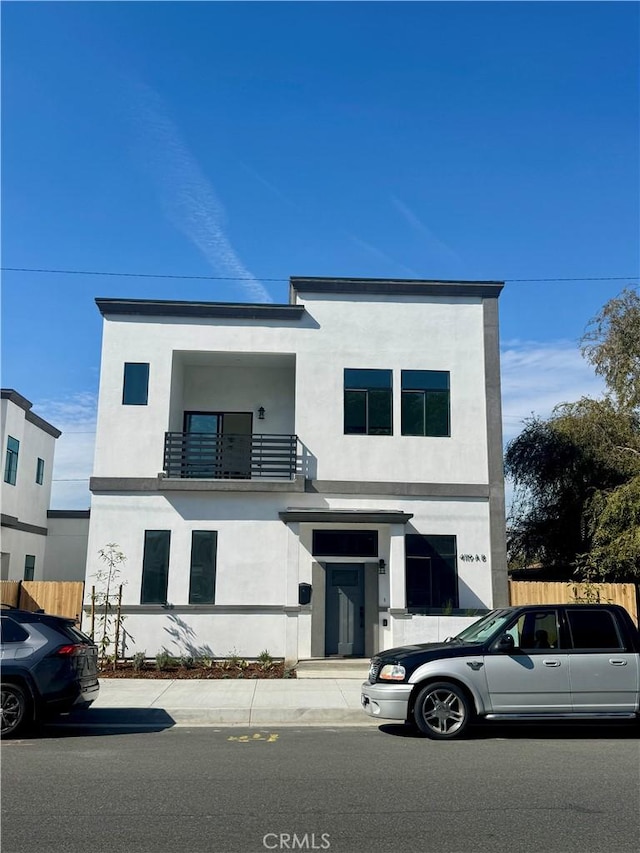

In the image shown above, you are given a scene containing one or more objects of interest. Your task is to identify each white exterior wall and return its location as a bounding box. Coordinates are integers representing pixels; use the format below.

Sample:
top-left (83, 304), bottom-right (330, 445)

top-left (1, 394), bottom-right (58, 581)
top-left (1, 399), bottom-right (56, 526)
top-left (85, 491), bottom-right (495, 658)
top-left (44, 515), bottom-right (90, 581)
top-left (87, 283), bottom-right (505, 660)
top-left (93, 295), bottom-right (488, 484)
top-left (0, 527), bottom-right (48, 581)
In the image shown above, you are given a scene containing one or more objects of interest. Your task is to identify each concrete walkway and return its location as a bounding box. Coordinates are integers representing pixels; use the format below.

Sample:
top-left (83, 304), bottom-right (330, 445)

top-left (57, 677), bottom-right (377, 729)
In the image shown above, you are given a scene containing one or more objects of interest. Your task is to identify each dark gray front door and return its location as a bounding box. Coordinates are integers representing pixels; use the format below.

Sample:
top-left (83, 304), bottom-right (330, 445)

top-left (325, 564), bottom-right (365, 656)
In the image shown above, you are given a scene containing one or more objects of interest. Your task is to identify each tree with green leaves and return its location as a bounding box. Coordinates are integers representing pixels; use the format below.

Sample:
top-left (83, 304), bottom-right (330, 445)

top-left (506, 288), bottom-right (640, 580)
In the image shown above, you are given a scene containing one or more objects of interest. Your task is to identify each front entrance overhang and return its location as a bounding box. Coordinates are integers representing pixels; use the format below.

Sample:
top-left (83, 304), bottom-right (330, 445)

top-left (279, 508), bottom-right (413, 524)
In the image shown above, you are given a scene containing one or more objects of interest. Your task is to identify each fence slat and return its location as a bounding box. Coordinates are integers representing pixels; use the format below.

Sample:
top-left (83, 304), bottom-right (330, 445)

top-left (17, 582), bottom-right (85, 621)
top-left (0, 581), bottom-right (21, 607)
top-left (508, 581), bottom-right (638, 625)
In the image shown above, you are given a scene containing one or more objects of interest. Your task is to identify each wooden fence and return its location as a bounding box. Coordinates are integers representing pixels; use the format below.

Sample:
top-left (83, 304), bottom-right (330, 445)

top-left (509, 581), bottom-right (639, 626)
top-left (0, 580), bottom-right (84, 621)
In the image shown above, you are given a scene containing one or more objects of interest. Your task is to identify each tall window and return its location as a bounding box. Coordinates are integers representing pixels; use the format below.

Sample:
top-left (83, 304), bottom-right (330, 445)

top-left (344, 369), bottom-right (392, 435)
top-left (4, 436), bottom-right (19, 485)
top-left (189, 531), bottom-right (217, 604)
top-left (405, 534), bottom-right (458, 612)
top-left (36, 458), bottom-right (45, 485)
top-left (140, 530), bottom-right (171, 604)
top-left (24, 555), bottom-right (35, 581)
top-left (401, 370), bottom-right (450, 437)
top-left (123, 362), bottom-right (150, 405)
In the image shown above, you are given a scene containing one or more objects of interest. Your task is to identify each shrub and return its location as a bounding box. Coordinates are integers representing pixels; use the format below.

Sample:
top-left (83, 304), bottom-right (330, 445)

top-left (132, 652), bottom-right (146, 672)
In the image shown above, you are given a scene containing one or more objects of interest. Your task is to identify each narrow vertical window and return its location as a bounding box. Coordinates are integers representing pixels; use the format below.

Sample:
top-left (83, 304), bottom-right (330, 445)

top-left (189, 531), bottom-right (217, 604)
top-left (401, 371), bottom-right (450, 436)
top-left (140, 530), bottom-right (171, 604)
top-left (4, 436), bottom-right (19, 485)
top-left (123, 363), bottom-right (150, 405)
top-left (36, 457), bottom-right (45, 485)
top-left (24, 555), bottom-right (35, 581)
top-left (344, 369), bottom-right (392, 435)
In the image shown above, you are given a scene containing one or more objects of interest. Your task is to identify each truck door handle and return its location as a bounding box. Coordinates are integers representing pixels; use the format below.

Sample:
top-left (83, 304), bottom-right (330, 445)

top-left (609, 659), bottom-right (628, 666)
top-left (543, 660), bottom-right (560, 667)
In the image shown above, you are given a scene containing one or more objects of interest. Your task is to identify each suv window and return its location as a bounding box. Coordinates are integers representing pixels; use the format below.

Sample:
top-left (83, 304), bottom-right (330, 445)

top-left (567, 609), bottom-right (623, 650)
top-left (0, 617), bottom-right (29, 643)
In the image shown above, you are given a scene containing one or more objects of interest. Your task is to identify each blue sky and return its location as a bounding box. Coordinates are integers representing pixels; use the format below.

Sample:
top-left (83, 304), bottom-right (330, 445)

top-left (2, 1), bottom-right (639, 508)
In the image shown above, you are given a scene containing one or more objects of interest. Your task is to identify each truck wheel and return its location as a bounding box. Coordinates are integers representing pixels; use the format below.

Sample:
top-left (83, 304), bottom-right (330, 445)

top-left (1, 683), bottom-right (30, 738)
top-left (413, 681), bottom-right (472, 740)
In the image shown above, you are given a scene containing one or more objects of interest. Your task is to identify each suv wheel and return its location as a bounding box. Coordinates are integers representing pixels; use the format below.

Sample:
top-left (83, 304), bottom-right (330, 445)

top-left (413, 681), bottom-right (472, 740)
top-left (1, 683), bottom-right (30, 738)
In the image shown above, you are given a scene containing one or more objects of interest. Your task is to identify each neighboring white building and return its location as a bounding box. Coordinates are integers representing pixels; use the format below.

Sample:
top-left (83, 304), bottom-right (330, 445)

top-left (86, 277), bottom-right (508, 662)
top-left (1, 389), bottom-right (61, 581)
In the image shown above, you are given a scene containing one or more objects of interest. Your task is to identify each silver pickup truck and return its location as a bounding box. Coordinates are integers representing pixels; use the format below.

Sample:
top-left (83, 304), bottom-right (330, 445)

top-left (361, 604), bottom-right (640, 739)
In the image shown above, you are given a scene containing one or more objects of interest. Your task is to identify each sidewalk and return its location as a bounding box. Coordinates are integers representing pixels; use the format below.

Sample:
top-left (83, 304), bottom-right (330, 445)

top-left (58, 677), bottom-right (377, 729)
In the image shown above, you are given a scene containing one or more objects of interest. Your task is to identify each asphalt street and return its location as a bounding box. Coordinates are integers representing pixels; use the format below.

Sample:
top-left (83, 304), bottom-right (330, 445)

top-left (2, 723), bottom-right (639, 853)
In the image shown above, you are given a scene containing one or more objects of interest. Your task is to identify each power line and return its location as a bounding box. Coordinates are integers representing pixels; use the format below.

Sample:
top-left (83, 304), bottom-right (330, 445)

top-left (1, 266), bottom-right (639, 284)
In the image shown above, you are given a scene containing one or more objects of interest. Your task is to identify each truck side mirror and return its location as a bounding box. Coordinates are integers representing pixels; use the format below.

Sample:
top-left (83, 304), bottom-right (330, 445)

top-left (495, 633), bottom-right (515, 653)
top-left (298, 583), bottom-right (312, 606)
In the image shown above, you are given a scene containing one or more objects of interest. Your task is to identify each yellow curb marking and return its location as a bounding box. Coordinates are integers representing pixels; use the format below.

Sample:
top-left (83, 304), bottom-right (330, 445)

top-left (227, 733), bottom-right (279, 743)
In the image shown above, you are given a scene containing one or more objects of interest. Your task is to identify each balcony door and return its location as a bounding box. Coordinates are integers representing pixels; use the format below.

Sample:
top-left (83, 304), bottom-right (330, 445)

top-left (184, 412), bottom-right (252, 478)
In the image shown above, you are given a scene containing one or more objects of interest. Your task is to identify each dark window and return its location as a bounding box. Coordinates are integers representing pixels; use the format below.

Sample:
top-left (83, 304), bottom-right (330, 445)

top-left (4, 436), bottom-right (19, 485)
top-left (24, 555), bottom-right (35, 581)
top-left (401, 371), bottom-right (450, 437)
top-left (567, 610), bottom-right (624, 650)
top-left (189, 531), bottom-right (217, 604)
top-left (405, 534), bottom-right (458, 612)
top-left (0, 617), bottom-right (29, 643)
top-left (312, 530), bottom-right (378, 558)
top-left (344, 369), bottom-right (392, 435)
top-left (36, 457), bottom-right (45, 485)
top-left (140, 530), bottom-right (171, 604)
top-left (123, 363), bottom-right (150, 405)
top-left (508, 610), bottom-right (559, 650)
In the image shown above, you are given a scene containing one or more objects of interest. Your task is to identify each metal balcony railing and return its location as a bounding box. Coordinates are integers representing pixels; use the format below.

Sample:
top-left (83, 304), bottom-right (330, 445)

top-left (163, 432), bottom-right (298, 480)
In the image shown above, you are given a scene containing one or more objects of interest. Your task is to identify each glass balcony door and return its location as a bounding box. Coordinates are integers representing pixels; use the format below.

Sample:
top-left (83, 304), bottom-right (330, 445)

top-left (184, 412), bottom-right (252, 479)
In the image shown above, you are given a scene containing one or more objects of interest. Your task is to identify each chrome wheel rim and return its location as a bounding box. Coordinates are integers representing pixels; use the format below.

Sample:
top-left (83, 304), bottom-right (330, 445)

top-left (420, 688), bottom-right (465, 735)
top-left (1, 689), bottom-right (23, 735)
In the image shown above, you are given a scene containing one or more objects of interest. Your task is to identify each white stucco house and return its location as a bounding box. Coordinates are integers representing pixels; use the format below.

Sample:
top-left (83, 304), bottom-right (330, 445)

top-left (85, 277), bottom-right (508, 662)
top-left (1, 389), bottom-right (61, 581)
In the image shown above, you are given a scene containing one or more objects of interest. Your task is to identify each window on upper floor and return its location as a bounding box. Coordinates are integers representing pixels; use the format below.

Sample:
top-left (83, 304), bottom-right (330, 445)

top-left (189, 531), bottom-right (217, 604)
top-left (4, 436), bottom-right (19, 485)
top-left (405, 534), bottom-right (458, 613)
top-left (344, 369), bottom-right (392, 436)
top-left (122, 362), bottom-right (150, 405)
top-left (24, 555), bottom-right (35, 581)
top-left (401, 370), bottom-right (450, 437)
top-left (140, 530), bottom-right (171, 604)
top-left (36, 457), bottom-right (45, 485)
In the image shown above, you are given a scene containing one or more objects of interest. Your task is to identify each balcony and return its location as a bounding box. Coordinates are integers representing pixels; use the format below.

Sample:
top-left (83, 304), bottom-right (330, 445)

top-left (163, 432), bottom-right (298, 480)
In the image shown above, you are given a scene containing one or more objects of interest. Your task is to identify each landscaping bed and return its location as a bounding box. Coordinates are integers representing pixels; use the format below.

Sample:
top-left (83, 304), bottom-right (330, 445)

top-left (98, 659), bottom-right (295, 679)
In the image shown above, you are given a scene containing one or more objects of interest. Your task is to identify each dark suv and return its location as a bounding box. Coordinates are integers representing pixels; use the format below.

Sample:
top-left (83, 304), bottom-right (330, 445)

top-left (1, 606), bottom-right (99, 737)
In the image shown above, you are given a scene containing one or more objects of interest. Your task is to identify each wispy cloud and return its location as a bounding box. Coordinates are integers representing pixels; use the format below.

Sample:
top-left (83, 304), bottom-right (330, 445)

top-left (133, 83), bottom-right (272, 303)
top-left (500, 339), bottom-right (605, 443)
top-left (36, 393), bottom-right (97, 510)
top-left (346, 233), bottom-right (421, 277)
top-left (391, 195), bottom-right (464, 273)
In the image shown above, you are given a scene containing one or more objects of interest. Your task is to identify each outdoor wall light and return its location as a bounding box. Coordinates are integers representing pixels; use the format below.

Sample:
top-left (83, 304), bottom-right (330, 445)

top-left (378, 559), bottom-right (386, 574)
top-left (258, 406), bottom-right (265, 420)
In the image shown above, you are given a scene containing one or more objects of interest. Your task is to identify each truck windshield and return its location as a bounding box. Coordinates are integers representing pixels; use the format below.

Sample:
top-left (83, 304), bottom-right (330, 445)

top-left (453, 610), bottom-right (513, 643)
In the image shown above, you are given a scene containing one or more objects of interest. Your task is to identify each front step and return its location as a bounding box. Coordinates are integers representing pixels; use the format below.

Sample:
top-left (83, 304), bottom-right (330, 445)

top-left (295, 658), bottom-right (370, 679)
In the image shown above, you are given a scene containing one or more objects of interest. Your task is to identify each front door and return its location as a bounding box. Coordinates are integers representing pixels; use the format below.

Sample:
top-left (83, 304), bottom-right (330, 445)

top-left (325, 564), bottom-right (365, 657)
